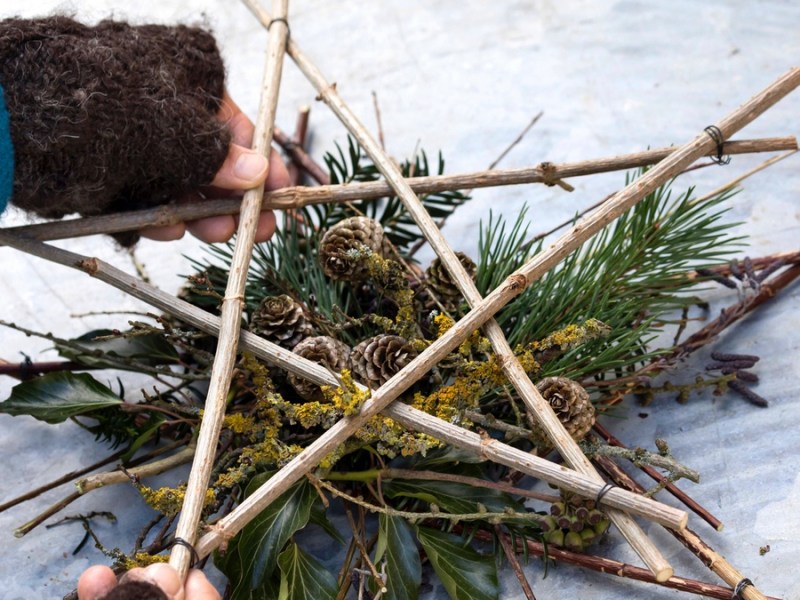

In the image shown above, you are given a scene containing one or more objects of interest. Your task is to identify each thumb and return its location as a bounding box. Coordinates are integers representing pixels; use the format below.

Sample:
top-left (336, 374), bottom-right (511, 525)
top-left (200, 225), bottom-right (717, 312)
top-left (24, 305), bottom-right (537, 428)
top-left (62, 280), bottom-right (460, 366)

top-left (210, 144), bottom-right (269, 190)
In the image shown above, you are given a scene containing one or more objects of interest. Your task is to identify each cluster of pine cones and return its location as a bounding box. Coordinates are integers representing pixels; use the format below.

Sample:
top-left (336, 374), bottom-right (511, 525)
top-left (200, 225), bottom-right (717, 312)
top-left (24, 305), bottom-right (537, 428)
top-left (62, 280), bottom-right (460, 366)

top-left (244, 216), bottom-right (593, 440)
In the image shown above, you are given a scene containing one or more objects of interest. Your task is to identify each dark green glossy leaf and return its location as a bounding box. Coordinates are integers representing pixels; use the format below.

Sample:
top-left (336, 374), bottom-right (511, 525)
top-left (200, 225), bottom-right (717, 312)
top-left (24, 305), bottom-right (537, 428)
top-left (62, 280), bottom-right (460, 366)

top-left (0, 372), bottom-right (122, 423)
top-left (215, 475), bottom-right (316, 600)
top-left (415, 526), bottom-right (498, 600)
top-left (384, 479), bottom-right (523, 515)
top-left (309, 502), bottom-right (346, 545)
top-left (58, 329), bottom-right (179, 368)
top-left (277, 542), bottom-right (338, 600)
top-left (372, 514), bottom-right (420, 600)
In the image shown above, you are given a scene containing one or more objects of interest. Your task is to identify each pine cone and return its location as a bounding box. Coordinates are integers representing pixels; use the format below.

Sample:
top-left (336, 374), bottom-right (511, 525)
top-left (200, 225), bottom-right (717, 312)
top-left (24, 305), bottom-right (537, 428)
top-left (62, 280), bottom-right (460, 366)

top-left (250, 295), bottom-right (312, 348)
top-left (534, 377), bottom-right (595, 442)
top-left (351, 334), bottom-right (417, 388)
top-left (319, 216), bottom-right (387, 281)
top-left (288, 336), bottom-right (351, 401)
top-left (425, 252), bottom-right (476, 306)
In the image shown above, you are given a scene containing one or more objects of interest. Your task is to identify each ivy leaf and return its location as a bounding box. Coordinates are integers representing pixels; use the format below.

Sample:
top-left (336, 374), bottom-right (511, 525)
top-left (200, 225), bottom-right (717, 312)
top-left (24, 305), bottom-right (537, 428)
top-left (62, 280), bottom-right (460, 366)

top-left (277, 542), bottom-right (338, 600)
top-left (309, 503), bottom-right (346, 545)
top-left (215, 475), bottom-right (316, 600)
top-left (415, 526), bottom-right (499, 600)
top-left (384, 479), bottom-right (523, 515)
top-left (0, 372), bottom-right (122, 423)
top-left (58, 329), bottom-right (179, 368)
top-left (372, 514), bottom-right (421, 600)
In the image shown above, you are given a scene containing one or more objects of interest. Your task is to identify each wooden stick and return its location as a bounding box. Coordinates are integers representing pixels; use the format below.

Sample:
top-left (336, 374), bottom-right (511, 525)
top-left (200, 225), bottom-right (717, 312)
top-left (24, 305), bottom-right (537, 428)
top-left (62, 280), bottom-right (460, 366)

top-left (472, 530), bottom-right (782, 600)
top-left (593, 422), bottom-right (724, 531)
top-left (593, 447), bottom-right (770, 600)
top-left (273, 124), bottom-right (330, 184)
top-left (168, 0), bottom-right (289, 578)
top-left (246, 0), bottom-right (698, 579)
top-left (0, 233), bottom-right (688, 533)
top-left (2, 137), bottom-right (793, 244)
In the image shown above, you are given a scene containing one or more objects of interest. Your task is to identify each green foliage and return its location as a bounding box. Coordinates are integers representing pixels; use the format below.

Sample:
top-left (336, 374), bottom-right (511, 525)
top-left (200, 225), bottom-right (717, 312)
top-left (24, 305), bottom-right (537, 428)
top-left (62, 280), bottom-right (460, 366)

top-left (57, 329), bottom-right (179, 369)
top-left (415, 526), bottom-right (499, 600)
top-left (384, 479), bottom-right (524, 515)
top-left (317, 135), bottom-right (471, 251)
top-left (0, 372), bottom-right (123, 423)
top-left (277, 543), bottom-right (339, 600)
top-left (374, 515), bottom-right (422, 600)
top-left (477, 175), bottom-right (743, 383)
top-left (215, 475), bottom-right (317, 600)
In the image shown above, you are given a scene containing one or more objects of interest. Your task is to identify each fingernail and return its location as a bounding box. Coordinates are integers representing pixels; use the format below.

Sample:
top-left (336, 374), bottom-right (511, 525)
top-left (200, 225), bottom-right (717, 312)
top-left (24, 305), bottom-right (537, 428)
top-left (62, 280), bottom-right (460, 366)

top-left (234, 152), bottom-right (268, 181)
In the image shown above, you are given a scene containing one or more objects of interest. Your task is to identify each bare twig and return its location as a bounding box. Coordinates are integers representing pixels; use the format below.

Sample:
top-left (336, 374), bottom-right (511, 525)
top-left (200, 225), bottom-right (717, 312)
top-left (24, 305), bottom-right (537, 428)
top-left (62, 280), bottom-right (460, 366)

top-left (274, 124), bottom-right (331, 184)
top-left (285, 105), bottom-right (311, 187)
top-left (473, 529), bottom-right (781, 600)
top-left (487, 111), bottom-right (544, 170)
top-left (0, 448), bottom-right (126, 513)
top-left (1, 137), bottom-right (793, 245)
top-left (169, 0), bottom-right (290, 579)
top-left (593, 446), bottom-right (770, 600)
top-left (495, 524), bottom-right (537, 600)
top-left (593, 422), bottom-right (723, 531)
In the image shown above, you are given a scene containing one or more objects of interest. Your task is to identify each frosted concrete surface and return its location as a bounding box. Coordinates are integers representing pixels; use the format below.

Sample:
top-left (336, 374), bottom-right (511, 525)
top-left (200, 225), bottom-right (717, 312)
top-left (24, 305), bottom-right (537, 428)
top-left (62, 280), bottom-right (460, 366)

top-left (1, 2), bottom-right (798, 598)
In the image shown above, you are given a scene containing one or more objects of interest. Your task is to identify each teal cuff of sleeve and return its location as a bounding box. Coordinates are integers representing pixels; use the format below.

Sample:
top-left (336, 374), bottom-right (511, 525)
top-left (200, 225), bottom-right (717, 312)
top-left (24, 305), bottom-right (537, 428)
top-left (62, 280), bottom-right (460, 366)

top-left (0, 83), bottom-right (13, 214)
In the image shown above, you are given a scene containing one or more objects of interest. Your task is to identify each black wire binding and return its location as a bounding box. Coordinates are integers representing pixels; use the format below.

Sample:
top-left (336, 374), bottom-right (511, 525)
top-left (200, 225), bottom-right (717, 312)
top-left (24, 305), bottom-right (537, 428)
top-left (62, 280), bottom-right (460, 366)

top-left (704, 125), bottom-right (731, 165)
top-left (733, 577), bottom-right (754, 599)
top-left (595, 483), bottom-right (616, 506)
top-left (169, 537), bottom-right (200, 568)
top-left (267, 17), bottom-right (290, 39)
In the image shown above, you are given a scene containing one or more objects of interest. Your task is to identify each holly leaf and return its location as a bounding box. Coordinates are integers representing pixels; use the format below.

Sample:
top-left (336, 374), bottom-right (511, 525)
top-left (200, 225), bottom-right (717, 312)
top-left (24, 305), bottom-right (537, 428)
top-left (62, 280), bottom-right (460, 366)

top-left (0, 372), bottom-right (122, 423)
top-left (58, 329), bottom-right (179, 368)
top-left (277, 542), bottom-right (338, 600)
top-left (372, 514), bottom-right (421, 600)
top-left (384, 479), bottom-right (523, 515)
top-left (415, 526), bottom-right (499, 600)
top-left (215, 475), bottom-right (316, 600)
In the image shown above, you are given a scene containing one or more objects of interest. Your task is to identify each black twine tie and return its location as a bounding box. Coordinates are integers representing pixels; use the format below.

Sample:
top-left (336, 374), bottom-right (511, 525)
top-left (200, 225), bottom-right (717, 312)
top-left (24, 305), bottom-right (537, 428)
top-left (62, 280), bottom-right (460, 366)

top-left (704, 125), bottom-right (731, 165)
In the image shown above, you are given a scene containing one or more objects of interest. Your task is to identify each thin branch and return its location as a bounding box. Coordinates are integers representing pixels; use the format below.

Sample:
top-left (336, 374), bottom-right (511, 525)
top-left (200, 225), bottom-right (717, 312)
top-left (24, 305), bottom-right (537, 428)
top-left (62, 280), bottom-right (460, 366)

top-left (286, 105), bottom-right (311, 187)
top-left (169, 0), bottom-right (289, 579)
top-left (325, 468), bottom-right (561, 504)
top-left (582, 437), bottom-right (700, 484)
top-left (274, 124), bottom-right (330, 185)
top-left (495, 524), bottom-right (537, 600)
top-left (487, 111), bottom-right (544, 170)
top-left (0, 448), bottom-right (126, 513)
top-left (1, 137), bottom-right (793, 245)
top-left (473, 529), bottom-right (781, 600)
top-left (593, 422), bottom-right (723, 531)
top-left (593, 445), bottom-right (771, 600)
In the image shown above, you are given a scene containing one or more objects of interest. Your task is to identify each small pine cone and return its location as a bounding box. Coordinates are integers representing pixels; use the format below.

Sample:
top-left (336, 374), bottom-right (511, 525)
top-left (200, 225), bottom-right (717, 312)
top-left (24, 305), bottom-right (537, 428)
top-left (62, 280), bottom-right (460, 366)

top-left (534, 376), bottom-right (595, 442)
top-left (425, 252), bottom-right (476, 305)
top-left (288, 336), bottom-right (351, 401)
top-left (319, 216), bottom-right (387, 281)
top-left (351, 334), bottom-right (417, 388)
top-left (250, 295), bottom-right (312, 348)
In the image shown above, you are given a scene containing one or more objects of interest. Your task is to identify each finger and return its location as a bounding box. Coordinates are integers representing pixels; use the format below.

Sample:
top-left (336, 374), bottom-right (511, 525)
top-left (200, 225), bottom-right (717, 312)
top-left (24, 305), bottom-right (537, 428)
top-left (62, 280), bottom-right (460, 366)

top-left (77, 565), bottom-right (117, 600)
top-left (265, 147), bottom-right (291, 191)
top-left (140, 223), bottom-right (187, 241)
top-left (184, 569), bottom-right (222, 600)
top-left (218, 91), bottom-right (254, 148)
top-left (210, 144), bottom-right (269, 190)
top-left (187, 215), bottom-right (237, 243)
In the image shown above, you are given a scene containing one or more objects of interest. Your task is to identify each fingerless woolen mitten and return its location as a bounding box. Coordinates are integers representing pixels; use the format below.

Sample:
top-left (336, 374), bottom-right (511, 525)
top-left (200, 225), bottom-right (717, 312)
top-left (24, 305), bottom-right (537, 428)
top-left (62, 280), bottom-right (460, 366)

top-left (0, 16), bottom-right (231, 244)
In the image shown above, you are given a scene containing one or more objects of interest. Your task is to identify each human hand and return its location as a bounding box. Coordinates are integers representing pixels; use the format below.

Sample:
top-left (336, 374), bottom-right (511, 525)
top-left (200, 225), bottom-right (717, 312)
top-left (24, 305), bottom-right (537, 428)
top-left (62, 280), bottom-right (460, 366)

top-left (140, 92), bottom-right (290, 244)
top-left (77, 563), bottom-right (220, 600)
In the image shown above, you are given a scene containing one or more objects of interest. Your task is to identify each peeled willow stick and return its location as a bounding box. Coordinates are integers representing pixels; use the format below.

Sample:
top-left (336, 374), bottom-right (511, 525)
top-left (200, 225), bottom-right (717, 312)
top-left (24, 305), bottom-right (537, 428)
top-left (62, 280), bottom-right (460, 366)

top-left (593, 449), bottom-right (769, 600)
top-left (2, 136), bottom-right (793, 244)
top-left (168, 0), bottom-right (289, 578)
top-left (0, 231), bottom-right (687, 533)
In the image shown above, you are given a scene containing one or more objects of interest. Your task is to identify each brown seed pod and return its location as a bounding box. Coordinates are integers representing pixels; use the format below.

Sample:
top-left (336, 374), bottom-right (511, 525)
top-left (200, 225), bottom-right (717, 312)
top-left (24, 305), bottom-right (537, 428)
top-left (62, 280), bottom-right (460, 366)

top-left (288, 336), bottom-right (352, 401)
top-left (249, 295), bottom-right (313, 349)
top-left (425, 251), bottom-right (477, 306)
top-left (319, 216), bottom-right (387, 281)
top-left (351, 334), bottom-right (418, 388)
top-left (534, 376), bottom-right (595, 442)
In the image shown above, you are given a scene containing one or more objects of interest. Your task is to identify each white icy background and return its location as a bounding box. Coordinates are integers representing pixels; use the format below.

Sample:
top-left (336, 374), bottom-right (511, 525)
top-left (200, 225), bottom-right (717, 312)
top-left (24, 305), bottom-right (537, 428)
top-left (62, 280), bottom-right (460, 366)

top-left (1, 1), bottom-right (799, 598)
